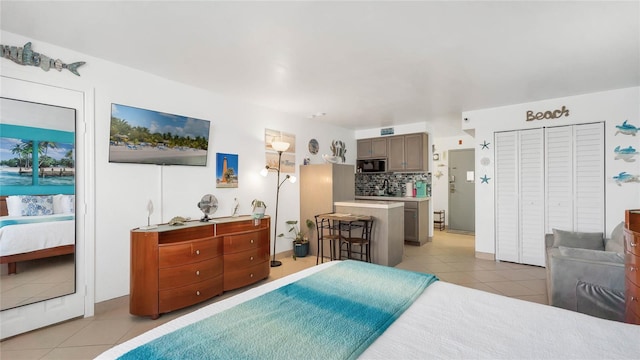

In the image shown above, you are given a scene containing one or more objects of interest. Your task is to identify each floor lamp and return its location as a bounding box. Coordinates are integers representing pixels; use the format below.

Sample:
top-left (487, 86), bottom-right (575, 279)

top-left (261, 141), bottom-right (296, 267)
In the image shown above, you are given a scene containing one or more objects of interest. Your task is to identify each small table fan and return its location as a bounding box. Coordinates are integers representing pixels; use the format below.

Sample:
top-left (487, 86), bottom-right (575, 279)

top-left (197, 194), bottom-right (218, 222)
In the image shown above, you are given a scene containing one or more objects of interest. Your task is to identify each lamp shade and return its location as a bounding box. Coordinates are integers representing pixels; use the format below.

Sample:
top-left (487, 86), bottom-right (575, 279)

top-left (271, 141), bottom-right (290, 152)
top-left (260, 167), bottom-right (269, 177)
top-left (288, 175), bottom-right (297, 183)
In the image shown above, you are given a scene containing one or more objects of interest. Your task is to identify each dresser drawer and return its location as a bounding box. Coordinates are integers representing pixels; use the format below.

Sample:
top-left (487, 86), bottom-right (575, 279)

top-left (626, 252), bottom-right (640, 287)
top-left (624, 229), bottom-right (640, 256)
top-left (159, 237), bottom-right (222, 267)
top-left (159, 258), bottom-right (223, 290)
top-left (625, 278), bottom-right (640, 319)
top-left (224, 231), bottom-right (265, 254)
top-left (159, 275), bottom-right (223, 313)
top-left (223, 262), bottom-right (270, 291)
top-left (224, 246), bottom-right (269, 269)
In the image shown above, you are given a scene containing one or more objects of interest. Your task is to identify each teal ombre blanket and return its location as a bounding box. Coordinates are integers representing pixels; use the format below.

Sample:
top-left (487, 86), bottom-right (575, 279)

top-left (120, 260), bottom-right (438, 360)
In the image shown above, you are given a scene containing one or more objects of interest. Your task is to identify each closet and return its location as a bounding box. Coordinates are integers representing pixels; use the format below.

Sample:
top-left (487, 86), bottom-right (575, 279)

top-left (495, 123), bottom-right (604, 266)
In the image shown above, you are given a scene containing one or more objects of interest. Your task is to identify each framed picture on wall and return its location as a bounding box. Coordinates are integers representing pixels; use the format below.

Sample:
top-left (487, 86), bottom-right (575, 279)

top-left (216, 152), bottom-right (238, 188)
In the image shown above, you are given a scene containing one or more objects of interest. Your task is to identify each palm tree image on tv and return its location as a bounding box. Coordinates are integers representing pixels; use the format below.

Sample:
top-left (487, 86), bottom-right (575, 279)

top-left (109, 103), bottom-right (211, 166)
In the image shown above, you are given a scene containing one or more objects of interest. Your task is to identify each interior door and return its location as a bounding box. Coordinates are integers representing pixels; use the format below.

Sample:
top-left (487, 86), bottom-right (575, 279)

top-left (448, 149), bottom-right (475, 233)
top-left (0, 77), bottom-right (87, 339)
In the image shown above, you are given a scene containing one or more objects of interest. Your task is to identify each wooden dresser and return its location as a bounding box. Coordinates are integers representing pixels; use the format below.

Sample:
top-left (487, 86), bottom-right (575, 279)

top-left (130, 216), bottom-right (270, 319)
top-left (624, 210), bottom-right (640, 325)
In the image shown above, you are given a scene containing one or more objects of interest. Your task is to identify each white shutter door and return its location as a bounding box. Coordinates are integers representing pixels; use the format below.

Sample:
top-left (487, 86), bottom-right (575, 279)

top-left (573, 123), bottom-right (605, 232)
top-left (519, 129), bottom-right (545, 266)
top-left (495, 131), bottom-right (519, 263)
top-left (545, 126), bottom-right (574, 233)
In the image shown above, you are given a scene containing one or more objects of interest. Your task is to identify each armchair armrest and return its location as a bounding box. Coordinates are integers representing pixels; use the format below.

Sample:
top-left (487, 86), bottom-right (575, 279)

top-left (547, 247), bottom-right (625, 318)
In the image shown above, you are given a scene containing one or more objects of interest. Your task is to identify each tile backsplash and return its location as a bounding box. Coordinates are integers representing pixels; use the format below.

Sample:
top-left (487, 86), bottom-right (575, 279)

top-left (355, 172), bottom-right (431, 197)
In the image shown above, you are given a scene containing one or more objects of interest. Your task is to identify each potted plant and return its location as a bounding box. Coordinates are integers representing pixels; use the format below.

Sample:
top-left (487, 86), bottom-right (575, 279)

top-left (279, 219), bottom-right (314, 259)
top-left (251, 199), bottom-right (266, 219)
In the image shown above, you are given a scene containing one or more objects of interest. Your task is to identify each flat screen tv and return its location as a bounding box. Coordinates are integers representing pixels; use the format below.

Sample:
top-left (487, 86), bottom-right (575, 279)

top-left (109, 103), bottom-right (211, 166)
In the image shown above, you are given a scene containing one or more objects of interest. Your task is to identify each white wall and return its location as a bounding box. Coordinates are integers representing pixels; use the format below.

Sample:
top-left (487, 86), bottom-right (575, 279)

top-left (462, 87), bottom-right (640, 256)
top-left (1, 31), bottom-right (356, 302)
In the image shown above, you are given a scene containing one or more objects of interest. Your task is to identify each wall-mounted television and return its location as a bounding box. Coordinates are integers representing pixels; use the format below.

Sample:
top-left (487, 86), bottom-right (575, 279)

top-left (109, 103), bottom-right (211, 166)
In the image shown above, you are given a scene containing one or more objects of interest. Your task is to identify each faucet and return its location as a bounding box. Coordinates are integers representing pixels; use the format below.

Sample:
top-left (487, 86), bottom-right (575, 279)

top-left (382, 179), bottom-right (390, 195)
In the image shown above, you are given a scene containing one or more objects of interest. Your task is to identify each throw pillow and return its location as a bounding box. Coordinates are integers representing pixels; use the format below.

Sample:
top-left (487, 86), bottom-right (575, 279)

top-left (53, 194), bottom-right (75, 214)
top-left (552, 228), bottom-right (604, 250)
top-left (20, 195), bottom-right (54, 216)
top-left (605, 221), bottom-right (625, 254)
top-left (6, 196), bottom-right (23, 216)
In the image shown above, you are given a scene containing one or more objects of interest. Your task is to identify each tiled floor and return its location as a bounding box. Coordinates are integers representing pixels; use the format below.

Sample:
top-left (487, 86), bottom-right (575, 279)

top-left (0, 230), bottom-right (548, 359)
top-left (1, 254), bottom-right (75, 310)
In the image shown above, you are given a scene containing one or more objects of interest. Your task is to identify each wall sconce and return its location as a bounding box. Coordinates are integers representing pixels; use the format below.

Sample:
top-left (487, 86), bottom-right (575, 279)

top-left (261, 140), bottom-right (296, 267)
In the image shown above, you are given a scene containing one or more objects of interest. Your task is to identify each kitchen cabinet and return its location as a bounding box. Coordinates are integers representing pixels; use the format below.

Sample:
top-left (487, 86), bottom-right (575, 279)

top-left (357, 138), bottom-right (387, 159)
top-left (387, 133), bottom-right (428, 172)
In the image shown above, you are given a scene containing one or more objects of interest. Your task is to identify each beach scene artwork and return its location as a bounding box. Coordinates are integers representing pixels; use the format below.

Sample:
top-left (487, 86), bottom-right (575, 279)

top-left (0, 137), bottom-right (75, 186)
top-left (109, 103), bottom-right (211, 166)
top-left (216, 152), bottom-right (238, 188)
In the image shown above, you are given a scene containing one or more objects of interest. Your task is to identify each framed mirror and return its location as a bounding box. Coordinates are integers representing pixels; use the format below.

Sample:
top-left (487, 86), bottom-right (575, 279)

top-left (0, 97), bottom-right (76, 311)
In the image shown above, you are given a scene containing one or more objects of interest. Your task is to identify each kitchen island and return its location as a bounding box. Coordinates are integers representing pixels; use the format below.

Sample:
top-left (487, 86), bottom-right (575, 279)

top-left (356, 196), bottom-right (431, 245)
top-left (333, 200), bottom-right (404, 267)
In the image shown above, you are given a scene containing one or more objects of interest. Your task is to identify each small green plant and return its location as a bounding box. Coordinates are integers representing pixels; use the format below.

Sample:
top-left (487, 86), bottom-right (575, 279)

top-left (278, 219), bottom-right (315, 260)
top-left (251, 199), bottom-right (266, 211)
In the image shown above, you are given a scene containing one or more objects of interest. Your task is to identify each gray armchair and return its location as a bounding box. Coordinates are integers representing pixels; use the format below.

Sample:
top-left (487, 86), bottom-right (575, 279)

top-left (545, 222), bottom-right (625, 321)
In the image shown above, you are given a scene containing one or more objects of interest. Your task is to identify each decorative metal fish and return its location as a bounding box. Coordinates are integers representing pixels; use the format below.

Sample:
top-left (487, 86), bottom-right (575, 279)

top-left (613, 171), bottom-right (639, 186)
top-left (615, 120), bottom-right (638, 136)
top-left (614, 145), bottom-right (639, 162)
top-left (1, 42), bottom-right (85, 76)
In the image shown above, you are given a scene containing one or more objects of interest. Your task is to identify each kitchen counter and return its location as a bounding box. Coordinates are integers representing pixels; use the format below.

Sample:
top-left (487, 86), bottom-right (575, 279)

top-left (333, 201), bottom-right (404, 266)
top-left (355, 195), bottom-right (430, 202)
top-left (334, 200), bottom-right (404, 209)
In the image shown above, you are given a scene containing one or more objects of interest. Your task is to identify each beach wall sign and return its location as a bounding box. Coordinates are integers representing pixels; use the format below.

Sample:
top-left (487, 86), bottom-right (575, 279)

top-left (526, 105), bottom-right (569, 121)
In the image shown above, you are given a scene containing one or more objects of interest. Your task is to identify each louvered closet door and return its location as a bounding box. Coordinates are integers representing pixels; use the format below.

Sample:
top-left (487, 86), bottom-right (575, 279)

top-left (545, 123), bottom-right (604, 233)
top-left (545, 126), bottom-right (574, 232)
top-left (519, 129), bottom-right (545, 266)
top-left (495, 132), bottom-right (519, 263)
top-left (573, 123), bottom-right (604, 232)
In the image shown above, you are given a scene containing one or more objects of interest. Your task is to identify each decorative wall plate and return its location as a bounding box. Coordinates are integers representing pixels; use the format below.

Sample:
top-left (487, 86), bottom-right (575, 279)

top-left (308, 139), bottom-right (319, 154)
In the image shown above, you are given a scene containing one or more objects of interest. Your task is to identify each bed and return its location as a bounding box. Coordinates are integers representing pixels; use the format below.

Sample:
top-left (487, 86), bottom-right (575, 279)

top-left (0, 195), bottom-right (75, 275)
top-left (97, 260), bottom-right (640, 359)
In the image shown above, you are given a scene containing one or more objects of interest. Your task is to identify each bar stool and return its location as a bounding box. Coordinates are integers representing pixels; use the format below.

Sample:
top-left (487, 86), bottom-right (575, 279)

top-left (339, 218), bottom-right (374, 263)
top-left (314, 214), bottom-right (341, 265)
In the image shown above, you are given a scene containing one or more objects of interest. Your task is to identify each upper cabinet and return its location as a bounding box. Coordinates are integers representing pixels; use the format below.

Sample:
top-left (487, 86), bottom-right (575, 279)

top-left (357, 138), bottom-right (387, 158)
top-left (387, 133), bottom-right (428, 172)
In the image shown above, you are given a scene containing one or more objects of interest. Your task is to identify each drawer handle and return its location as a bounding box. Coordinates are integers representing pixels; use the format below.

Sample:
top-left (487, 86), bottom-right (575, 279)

top-left (250, 273), bottom-right (254, 278)
top-left (196, 250), bottom-right (200, 255)
top-left (632, 296), bottom-right (638, 302)
top-left (250, 256), bottom-right (254, 261)
top-left (196, 290), bottom-right (201, 296)
top-left (631, 267), bottom-right (638, 272)
top-left (196, 270), bottom-right (200, 276)
top-left (632, 239), bottom-right (637, 247)
top-left (250, 239), bottom-right (254, 244)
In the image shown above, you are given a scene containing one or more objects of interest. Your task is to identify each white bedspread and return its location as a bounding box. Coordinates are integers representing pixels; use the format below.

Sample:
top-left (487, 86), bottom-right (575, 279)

top-left (97, 261), bottom-right (640, 360)
top-left (0, 215), bottom-right (75, 256)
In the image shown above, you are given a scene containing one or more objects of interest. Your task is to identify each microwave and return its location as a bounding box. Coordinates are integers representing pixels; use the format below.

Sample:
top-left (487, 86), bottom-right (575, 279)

top-left (357, 159), bottom-right (387, 173)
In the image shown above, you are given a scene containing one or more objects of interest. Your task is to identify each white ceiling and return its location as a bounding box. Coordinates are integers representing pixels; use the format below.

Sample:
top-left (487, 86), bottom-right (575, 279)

top-left (1, 1), bottom-right (639, 137)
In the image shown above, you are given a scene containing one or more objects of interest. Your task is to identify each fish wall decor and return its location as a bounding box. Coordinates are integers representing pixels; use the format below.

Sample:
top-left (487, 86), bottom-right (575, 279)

top-left (613, 171), bottom-right (640, 186)
top-left (1, 42), bottom-right (85, 76)
top-left (614, 145), bottom-right (639, 162)
top-left (615, 120), bottom-right (638, 136)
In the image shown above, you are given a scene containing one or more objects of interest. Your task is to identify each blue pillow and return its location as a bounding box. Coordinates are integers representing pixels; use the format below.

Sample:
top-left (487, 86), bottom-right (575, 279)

top-left (20, 195), bottom-right (54, 216)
